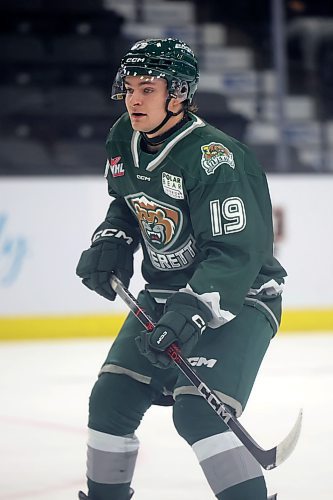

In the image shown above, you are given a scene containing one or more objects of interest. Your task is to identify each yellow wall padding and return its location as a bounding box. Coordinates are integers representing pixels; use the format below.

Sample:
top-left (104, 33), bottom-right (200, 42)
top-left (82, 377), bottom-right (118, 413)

top-left (0, 309), bottom-right (332, 341)
top-left (0, 314), bottom-right (126, 341)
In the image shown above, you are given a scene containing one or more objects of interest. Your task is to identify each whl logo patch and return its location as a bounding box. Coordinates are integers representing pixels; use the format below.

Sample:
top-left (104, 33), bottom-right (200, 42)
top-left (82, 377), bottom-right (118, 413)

top-left (201, 142), bottom-right (235, 175)
top-left (104, 156), bottom-right (125, 177)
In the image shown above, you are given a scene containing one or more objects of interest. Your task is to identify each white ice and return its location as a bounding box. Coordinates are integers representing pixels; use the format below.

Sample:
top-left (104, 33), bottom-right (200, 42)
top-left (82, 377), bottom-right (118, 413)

top-left (0, 333), bottom-right (332, 500)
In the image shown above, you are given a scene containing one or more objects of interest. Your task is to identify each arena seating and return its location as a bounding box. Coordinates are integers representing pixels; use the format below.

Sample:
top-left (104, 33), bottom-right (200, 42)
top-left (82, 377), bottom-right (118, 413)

top-left (1, 0), bottom-right (332, 174)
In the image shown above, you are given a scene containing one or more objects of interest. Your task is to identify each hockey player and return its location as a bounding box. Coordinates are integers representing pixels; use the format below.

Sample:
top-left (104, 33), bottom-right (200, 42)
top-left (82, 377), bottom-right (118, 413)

top-left (76, 38), bottom-right (286, 500)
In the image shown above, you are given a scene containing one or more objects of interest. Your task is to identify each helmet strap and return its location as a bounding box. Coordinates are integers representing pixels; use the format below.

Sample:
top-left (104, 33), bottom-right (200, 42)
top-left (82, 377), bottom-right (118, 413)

top-left (144, 96), bottom-right (183, 136)
top-left (142, 112), bottom-right (190, 146)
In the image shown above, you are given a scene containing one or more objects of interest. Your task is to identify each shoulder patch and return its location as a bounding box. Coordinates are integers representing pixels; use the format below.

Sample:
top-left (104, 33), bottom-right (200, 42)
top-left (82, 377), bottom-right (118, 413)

top-left (104, 156), bottom-right (125, 178)
top-left (201, 142), bottom-right (235, 175)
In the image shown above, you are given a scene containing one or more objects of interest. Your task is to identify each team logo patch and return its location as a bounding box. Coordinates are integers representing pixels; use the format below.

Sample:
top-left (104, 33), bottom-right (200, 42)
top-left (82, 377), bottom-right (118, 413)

top-left (162, 172), bottom-right (184, 199)
top-left (104, 156), bottom-right (125, 178)
top-left (201, 142), bottom-right (235, 175)
top-left (126, 193), bottom-right (183, 251)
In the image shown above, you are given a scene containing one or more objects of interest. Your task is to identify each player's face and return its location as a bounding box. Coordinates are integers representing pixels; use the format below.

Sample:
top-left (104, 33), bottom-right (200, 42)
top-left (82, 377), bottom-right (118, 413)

top-left (124, 76), bottom-right (181, 135)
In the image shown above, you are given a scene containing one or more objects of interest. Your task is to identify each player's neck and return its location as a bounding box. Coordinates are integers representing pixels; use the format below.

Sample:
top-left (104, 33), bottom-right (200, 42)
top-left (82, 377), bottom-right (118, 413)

top-left (141, 113), bottom-right (190, 153)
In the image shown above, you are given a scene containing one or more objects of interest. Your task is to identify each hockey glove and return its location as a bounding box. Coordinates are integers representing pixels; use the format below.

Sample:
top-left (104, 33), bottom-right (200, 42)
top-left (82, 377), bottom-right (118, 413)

top-left (136, 292), bottom-right (212, 369)
top-left (76, 222), bottom-right (137, 301)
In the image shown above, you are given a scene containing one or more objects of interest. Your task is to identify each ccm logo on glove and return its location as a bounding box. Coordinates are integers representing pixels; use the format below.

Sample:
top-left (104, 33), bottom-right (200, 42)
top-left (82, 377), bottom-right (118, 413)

top-left (76, 222), bottom-right (136, 302)
top-left (157, 330), bottom-right (169, 345)
top-left (192, 314), bottom-right (206, 333)
top-left (92, 228), bottom-right (133, 245)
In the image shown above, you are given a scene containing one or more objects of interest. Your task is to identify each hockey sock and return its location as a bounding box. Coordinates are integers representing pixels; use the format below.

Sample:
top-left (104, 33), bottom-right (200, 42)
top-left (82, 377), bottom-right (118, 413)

top-left (215, 478), bottom-right (267, 500)
top-left (87, 429), bottom-right (139, 500)
top-left (192, 432), bottom-right (267, 500)
top-left (86, 373), bottom-right (156, 500)
top-left (173, 395), bottom-right (267, 500)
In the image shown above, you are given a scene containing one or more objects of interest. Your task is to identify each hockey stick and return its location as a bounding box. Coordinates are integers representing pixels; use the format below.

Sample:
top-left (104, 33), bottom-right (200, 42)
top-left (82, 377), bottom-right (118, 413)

top-left (110, 275), bottom-right (302, 470)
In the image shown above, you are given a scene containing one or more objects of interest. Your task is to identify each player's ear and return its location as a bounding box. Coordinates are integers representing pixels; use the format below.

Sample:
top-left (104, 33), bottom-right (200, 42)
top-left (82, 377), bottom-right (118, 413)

top-left (169, 96), bottom-right (185, 113)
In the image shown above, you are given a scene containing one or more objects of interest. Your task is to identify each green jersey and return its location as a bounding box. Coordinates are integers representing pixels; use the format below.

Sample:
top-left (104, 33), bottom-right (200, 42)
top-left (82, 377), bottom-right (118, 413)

top-left (103, 112), bottom-right (286, 330)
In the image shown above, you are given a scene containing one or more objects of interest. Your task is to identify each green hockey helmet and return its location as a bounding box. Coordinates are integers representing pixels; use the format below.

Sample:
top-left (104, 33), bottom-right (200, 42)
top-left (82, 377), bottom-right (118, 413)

top-left (111, 38), bottom-right (199, 104)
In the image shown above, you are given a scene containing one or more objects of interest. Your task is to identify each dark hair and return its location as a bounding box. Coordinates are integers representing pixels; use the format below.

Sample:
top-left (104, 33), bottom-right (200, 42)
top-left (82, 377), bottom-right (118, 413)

top-left (187, 102), bottom-right (198, 113)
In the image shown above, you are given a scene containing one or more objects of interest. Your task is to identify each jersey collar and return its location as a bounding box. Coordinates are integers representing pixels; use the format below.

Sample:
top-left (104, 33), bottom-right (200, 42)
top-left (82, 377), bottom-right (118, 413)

top-left (131, 113), bottom-right (206, 172)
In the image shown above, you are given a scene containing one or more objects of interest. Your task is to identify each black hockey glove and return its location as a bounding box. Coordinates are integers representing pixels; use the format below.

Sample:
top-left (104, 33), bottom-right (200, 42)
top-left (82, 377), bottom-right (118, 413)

top-left (76, 222), bottom-right (137, 301)
top-left (136, 292), bottom-right (212, 369)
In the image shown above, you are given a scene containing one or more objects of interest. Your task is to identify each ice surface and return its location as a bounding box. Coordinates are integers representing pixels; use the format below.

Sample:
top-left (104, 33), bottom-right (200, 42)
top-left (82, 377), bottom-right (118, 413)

top-left (0, 333), bottom-right (332, 499)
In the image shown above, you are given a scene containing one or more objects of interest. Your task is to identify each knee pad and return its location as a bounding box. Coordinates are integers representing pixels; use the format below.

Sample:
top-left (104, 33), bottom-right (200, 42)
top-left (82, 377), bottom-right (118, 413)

top-left (89, 372), bottom-right (155, 435)
top-left (173, 394), bottom-right (229, 445)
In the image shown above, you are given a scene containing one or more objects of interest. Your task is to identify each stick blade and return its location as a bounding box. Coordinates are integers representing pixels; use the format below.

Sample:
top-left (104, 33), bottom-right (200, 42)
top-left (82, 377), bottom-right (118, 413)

top-left (274, 408), bottom-right (303, 468)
